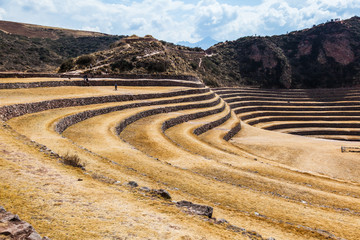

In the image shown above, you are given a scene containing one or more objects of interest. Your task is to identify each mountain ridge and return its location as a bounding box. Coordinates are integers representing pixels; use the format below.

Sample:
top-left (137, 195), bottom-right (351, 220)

top-left (177, 36), bottom-right (219, 50)
top-left (1, 17), bottom-right (360, 88)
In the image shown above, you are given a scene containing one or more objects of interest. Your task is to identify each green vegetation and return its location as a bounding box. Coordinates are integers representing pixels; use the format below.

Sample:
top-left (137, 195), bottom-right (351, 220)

top-left (58, 58), bottom-right (75, 73)
top-left (75, 55), bottom-right (94, 67)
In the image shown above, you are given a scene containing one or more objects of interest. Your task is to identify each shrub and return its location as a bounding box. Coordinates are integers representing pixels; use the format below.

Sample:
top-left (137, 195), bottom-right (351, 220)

top-left (190, 61), bottom-right (198, 70)
top-left (62, 152), bottom-right (85, 169)
top-left (58, 58), bottom-right (75, 72)
top-left (146, 59), bottom-right (169, 72)
top-left (76, 55), bottom-right (94, 67)
top-left (203, 77), bottom-right (219, 87)
top-left (111, 59), bottom-right (134, 71)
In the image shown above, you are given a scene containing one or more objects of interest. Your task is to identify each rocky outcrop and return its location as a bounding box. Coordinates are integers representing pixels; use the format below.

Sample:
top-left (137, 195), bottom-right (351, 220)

top-left (206, 16), bottom-right (360, 88)
top-left (0, 206), bottom-right (49, 240)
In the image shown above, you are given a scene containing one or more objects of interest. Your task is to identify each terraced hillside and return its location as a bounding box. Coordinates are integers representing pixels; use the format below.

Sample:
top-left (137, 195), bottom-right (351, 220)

top-left (1, 77), bottom-right (360, 240)
top-left (214, 87), bottom-right (360, 142)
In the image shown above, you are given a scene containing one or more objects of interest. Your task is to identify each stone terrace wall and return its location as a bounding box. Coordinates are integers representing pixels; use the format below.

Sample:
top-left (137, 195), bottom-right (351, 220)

top-left (240, 111), bottom-right (360, 121)
top-left (162, 102), bottom-right (225, 132)
top-left (232, 106), bottom-right (360, 114)
top-left (223, 123), bottom-right (241, 141)
top-left (291, 130), bottom-right (360, 136)
top-left (193, 110), bottom-right (231, 136)
top-left (246, 116), bottom-right (360, 125)
top-left (0, 88), bottom-right (210, 121)
top-left (230, 101), bottom-right (360, 108)
top-left (264, 122), bottom-right (360, 131)
top-left (116, 98), bottom-right (221, 135)
top-left (0, 79), bottom-right (204, 89)
top-left (56, 93), bottom-right (216, 134)
top-left (0, 73), bottom-right (200, 82)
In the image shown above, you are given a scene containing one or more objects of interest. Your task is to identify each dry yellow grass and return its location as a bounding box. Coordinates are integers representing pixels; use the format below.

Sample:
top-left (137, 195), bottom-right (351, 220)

top-left (0, 86), bottom-right (186, 106)
top-left (1, 78), bottom-right (360, 240)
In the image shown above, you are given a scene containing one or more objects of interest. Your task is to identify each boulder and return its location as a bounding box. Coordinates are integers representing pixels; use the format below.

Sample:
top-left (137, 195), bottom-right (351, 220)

top-left (127, 181), bottom-right (138, 187)
top-left (176, 201), bottom-right (213, 218)
top-left (0, 207), bottom-right (50, 239)
top-left (151, 189), bottom-right (171, 200)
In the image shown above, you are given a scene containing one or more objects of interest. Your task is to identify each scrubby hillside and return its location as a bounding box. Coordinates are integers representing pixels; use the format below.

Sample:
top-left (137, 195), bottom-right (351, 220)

top-left (205, 16), bottom-right (360, 88)
top-left (63, 16), bottom-right (360, 89)
top-left (59, 35), bottom-right (238, 87)
top-left (0, 20), bottom-right (123, 72)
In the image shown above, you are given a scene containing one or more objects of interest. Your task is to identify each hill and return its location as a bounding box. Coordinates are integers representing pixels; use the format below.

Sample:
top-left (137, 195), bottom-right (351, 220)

top-left (61, 16), bottom-right (360, 89)
top-left (2, 17), bottom-right (360, 88)
top-left (58, 35), bottom-right (212, 81)
top-left (205, 16), bottom-right (360, 88)
top-left (0, 20), bottom-right (123, 72)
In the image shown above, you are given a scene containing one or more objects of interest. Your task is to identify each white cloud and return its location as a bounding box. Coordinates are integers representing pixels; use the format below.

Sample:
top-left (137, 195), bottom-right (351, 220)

top-left (0, 0), bottom-right (359, 43)
top-left (0, 8), bottom-right (5, 20)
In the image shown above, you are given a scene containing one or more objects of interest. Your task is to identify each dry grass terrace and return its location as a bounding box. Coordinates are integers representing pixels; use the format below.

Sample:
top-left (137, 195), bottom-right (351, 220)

top-left (1, 79), bottom-right (360, 240)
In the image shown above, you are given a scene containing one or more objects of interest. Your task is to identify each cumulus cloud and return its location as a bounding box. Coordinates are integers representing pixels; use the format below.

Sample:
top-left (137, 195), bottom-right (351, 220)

top-left (0, 0), bottom-right (359, 43)
top-left (0, 8), bottom-right (5, 20)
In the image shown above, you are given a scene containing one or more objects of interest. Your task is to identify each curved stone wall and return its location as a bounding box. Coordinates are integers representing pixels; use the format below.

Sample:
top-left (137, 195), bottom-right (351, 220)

top-left (55, 93), bottom-right (216, 134)
top-left (193, 110), bottom-right (231, 136)
top-left (0, 73), bottom-right (200, 82)
top-left (0, 88), bottom-right (210, 121)
top-left (116, 98), bottom-right (221, 135)
top-left (0, 79), bottom-right (204, 89)
top-left (162, 103), bottom-right (226, 132)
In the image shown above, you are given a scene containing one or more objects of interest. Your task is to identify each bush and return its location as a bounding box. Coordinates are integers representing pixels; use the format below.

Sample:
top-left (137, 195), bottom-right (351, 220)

top-left (111, 59), bottom-right (134, 71)
top-left (62, 152), bottom-right (85, 169)
top-left (58, 58), bottom-right (75, 73)
top-left (203, 77), bottom-right (219, 87)
top-left (146, 59), bottom-right (169, 72)
top-left (190, 61), bottom-right (198, 70)
top-left (76, 55), bottom-right (94, 67)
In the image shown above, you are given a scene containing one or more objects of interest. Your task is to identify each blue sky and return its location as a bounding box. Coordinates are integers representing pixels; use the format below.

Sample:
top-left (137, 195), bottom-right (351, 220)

top-left (0, 0), bottom-right (359, 43)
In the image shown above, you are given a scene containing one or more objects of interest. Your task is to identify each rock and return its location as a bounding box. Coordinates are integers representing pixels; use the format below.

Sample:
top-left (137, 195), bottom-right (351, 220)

top-left (77, 178), bottom-right (83, 181)
top-left (176, 200), bottom-right (213, 218)
top-left (28, 231), bottom-right (43, 240)
top-left (227, 224), bottom-right (246, 233)
top-left (128, 181), bottom-right (138, 187)
top-left (140, 187), bottom-right (150, 192)
top-left (151, 189), bottom-right (171, 200)
top-left (0, 206), bottom-right (6, 213)
top-left (0, 208), bottom-right (50, 239)
top-left (267, 238), bottom-right (276, 240)
top-left (216, 218), bottom-right (228, 224)
top-left (113, 181), bottom-right (121, 185)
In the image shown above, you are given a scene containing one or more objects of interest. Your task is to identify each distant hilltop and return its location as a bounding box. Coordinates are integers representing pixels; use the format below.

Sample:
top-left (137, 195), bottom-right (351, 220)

top-left (178, 36), bottom-right (219, 50)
